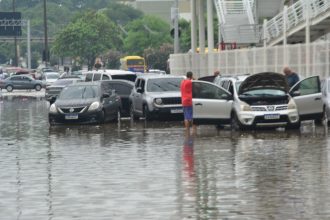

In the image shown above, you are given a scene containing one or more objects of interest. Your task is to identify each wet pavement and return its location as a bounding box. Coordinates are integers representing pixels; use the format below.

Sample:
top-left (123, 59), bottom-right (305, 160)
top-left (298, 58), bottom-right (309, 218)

top-left (1, 95), bottom-right (330, 219)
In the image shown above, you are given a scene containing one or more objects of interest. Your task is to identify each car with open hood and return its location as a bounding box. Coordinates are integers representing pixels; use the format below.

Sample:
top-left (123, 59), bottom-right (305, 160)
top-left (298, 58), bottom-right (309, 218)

top-left (211, 72), bottom-right (323, 130)
top-left (48, 81), bottom-right (121, 125)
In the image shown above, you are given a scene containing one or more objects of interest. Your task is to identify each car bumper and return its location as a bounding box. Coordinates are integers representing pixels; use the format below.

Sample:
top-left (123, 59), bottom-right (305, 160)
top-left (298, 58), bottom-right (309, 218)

top-left (238, 109), bottom-right (299, 127)
top-left (150, 106), bottom-right (184, 117)
top-left (49, 111), bottom-right (103, 124)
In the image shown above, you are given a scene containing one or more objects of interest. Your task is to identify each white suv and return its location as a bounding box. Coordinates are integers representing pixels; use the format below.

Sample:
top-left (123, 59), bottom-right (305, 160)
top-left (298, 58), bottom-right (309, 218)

top-left (213, 72), bottom-right (323, 130)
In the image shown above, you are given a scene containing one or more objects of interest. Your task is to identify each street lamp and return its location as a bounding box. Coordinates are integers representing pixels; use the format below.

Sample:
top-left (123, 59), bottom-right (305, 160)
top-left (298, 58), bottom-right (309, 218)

top-left (43, 0), bottom-right (49, 65)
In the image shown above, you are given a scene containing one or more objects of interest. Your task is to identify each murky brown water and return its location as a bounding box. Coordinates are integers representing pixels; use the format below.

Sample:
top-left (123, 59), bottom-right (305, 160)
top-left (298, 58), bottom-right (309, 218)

top-left (1, 96), bottom-right (330, 219)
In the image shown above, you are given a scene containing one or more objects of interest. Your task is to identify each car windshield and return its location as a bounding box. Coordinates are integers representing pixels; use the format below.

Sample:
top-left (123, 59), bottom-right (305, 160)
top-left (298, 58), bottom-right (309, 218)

top-left (59, 85), bottom-right (98, 99)
top-left (240, 89), bottom-right (286, 96)
top-left (147, 78), bottom-right (183, 92)
top-left (53, 79), bottom-right (74, 86)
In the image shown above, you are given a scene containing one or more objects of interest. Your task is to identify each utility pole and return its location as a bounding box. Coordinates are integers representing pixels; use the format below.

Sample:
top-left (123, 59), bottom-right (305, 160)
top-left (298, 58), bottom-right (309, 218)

top-left (13, 0), bottom-right (18, 67)
top-left (173, 0), bottom-right (180, 53)
top-left (43, 0), bottom-right (49, 66)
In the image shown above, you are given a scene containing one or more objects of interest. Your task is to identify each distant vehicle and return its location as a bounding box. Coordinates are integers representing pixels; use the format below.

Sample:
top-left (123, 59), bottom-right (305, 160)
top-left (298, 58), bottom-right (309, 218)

top-left (102, 80), bottom-right (134, 117)
top-left (0, 75), bottom-right (45, 92)
top-left (45, 77), bottom-right (82, 104)
top-left (60, 70), bottom-right (85, 80)
top-left (42, 72), bottom-right (60, 87)
top-left (129, 74), bottom-right (184, 120)
top-left (120, 56), bottom-right (145, 73)
top-left (48, 81), bottom-right (122, 125)
top-left (147, 69), bottom-right (166, 74)
top-left (84, 69), bottom-right (137, 83)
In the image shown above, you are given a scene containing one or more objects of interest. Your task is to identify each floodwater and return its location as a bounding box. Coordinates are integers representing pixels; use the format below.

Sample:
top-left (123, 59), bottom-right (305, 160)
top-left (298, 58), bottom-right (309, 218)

top-left (1, 95), bottom-right (330, 220)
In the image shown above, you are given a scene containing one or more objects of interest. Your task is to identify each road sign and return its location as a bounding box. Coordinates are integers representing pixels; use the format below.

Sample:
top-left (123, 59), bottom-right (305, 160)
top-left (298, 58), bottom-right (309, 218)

top-left (0, 12), bottom-right (22, 36)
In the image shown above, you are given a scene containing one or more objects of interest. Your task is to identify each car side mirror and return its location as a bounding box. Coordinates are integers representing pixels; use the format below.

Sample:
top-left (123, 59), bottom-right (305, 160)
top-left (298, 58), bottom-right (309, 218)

top-left (49, 96), bottom-right (56, 104)
top-left (102, 93), bottom-right (110, 98)
top-left (136, 87), bottom-right (143, 93)
top-left (291, 90), bottom-right (300, 97)
top-left (221, 94), bottom-right (233, 100)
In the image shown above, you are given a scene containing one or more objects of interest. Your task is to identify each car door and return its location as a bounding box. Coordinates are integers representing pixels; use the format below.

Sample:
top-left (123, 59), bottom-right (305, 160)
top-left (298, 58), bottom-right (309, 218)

top-left (192, 81), bottom-right (233, 124)
top-left (290, 76), bottom-right (323, 120)
top-left (132, 79), bottom-right (145, 114)
top-left (101, 83), bottom-right (117, 116)
top-left (21, 76), bottom-right (33, 89)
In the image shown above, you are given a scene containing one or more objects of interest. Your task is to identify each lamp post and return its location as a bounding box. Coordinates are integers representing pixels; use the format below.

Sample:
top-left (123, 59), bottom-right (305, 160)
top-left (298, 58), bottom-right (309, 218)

top-left (43, 0), bottom-right (49, 65)
top-left (13, 0), bottom-right (18, 67)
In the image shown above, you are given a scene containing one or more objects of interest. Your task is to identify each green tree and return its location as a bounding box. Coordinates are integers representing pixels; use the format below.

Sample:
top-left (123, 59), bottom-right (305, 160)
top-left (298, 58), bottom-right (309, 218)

top-left (123, 15), bottom-right (172, 55)
top-left (52, 11), bottom-right (122, 70)
top-left (144, 43), bottom-right (173, 72)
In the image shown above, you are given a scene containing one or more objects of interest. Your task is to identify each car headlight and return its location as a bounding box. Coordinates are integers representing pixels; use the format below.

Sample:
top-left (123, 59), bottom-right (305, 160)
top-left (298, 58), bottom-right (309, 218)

top-left (154, 98), bottom-right (163, 105)
top-left (288, 98), bottom-right (297, 109)
top-left (49, 104), bottom-right (57, 113)
top-left (240, 101), bottom-right (251, 111)
top-left (88, 101), bottom-right (100, 111)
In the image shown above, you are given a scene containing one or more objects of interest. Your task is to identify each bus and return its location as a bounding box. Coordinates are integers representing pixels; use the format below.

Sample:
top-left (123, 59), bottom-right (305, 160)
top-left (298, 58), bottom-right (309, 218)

top-left (120, 56), bottom-right (146, 73)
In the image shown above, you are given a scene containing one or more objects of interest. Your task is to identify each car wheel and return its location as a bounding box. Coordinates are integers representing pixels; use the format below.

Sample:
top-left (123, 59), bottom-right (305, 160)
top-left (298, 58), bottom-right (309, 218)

top-left (315, 107), bottom-right (326, 125)
top-left (6, 85), bottom-right (13, 92)
top-left (35, 84), bottom-right (42, 91)
top-left (130, 104), bottom-right (139, 120)
top-left (286, 121), bottom-right (301, 130)
top-left (143, 105), bottom-right (152, 121)
top-left (98, 110), bottom-right (105, 124)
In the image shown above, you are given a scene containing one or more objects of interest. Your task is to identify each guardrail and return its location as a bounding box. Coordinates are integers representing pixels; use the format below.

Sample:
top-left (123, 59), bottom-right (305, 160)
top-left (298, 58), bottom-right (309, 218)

top-left (264, 0), bottom-right (330, 43)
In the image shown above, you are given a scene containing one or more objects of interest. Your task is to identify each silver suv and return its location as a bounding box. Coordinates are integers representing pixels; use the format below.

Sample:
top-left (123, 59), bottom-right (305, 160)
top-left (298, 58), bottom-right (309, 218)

top-left (214, 72), bottom-right (323, 129)
top-left (129, 74), bottom-right (184, 120)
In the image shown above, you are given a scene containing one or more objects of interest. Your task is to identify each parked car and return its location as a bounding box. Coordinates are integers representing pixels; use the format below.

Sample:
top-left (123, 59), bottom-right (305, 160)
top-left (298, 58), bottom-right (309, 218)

top-left (129, 74), bottom-right (184, 120)
top-left (48, 81), bottom-right (121, 125)
top-left (42, 72), bottom-right (60, 87)
top-left (211, 72), bottom-right (323, 130)
top-left (45, 77), bottom-right (83, 104)
top-left (84, 69), bottom-right (137, 83)
top-left (0, 75), bottom-right (45, 92)
top-left (102, 80), bottom-right (134, 117)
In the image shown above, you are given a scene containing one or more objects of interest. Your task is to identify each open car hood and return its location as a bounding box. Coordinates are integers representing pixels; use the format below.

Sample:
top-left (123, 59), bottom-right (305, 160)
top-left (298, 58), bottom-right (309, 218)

top-left (238, 72), bottom-right (289, 95)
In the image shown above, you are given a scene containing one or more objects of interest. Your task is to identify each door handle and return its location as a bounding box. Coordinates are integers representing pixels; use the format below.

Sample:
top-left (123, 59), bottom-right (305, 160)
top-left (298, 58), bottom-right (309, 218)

top-left (314, 97), bottom-right (321, 100)
top-left (195, 103), bottom-right (203, 106)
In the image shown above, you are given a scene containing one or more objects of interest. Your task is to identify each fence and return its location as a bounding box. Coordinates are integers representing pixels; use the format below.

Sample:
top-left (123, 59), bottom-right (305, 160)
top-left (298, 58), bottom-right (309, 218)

top-left (169, 41), bottom-right (330, 79)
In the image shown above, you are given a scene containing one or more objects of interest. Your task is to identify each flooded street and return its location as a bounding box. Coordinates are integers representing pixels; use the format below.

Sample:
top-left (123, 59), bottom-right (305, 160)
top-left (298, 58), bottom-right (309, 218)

top-left (1, 96), bottom-right (330, 219)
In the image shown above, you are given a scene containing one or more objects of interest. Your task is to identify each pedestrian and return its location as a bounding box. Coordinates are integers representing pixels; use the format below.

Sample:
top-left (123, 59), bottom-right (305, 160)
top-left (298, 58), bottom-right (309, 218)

top-left (283, 66), bottom-right (299, 87)
top-left (181, 71), bottom-right (195, 133)
top-left (94, 58), bottom-right (103, 70)
top-left (214, 70), bottom-right (220, 77)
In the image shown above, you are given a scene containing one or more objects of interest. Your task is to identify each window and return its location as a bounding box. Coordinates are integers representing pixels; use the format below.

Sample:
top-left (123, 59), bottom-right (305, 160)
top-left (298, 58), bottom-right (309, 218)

top-left (11, 76), bottom-right (21, 81)
top-left (85, 73), bottom-right (93, 82)
top-left (294, 76), bottom-right (320, 96)
top-left (93, 74), bottom-right (101, 81)
top-left (102, 74), bottom-right (110, 80)
top-left (140, 80), bottom-right (145, 93)
top-left (193, 82), bottom-right (229, 99)
top-left (109, 84), bottom-right (132, 95)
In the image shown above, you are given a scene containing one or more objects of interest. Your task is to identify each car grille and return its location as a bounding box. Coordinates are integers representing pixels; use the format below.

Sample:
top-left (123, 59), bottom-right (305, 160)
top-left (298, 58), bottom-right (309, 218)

top-left (161, 97), bottom-right (181, 105)
top-left (60, 107), bottom-right (86, 113)
top-left (251, 105), bottom-right (288, 111)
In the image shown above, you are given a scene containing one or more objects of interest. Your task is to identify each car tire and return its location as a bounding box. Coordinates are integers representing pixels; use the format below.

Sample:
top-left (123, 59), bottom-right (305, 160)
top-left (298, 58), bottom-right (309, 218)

top-left (315, 107), bottom-right (326, 125)
top-left (231, 112), bottom-right (246, 131)
top-left (6, 85), bottom-right (13, 92)
top-left (286, 121), bottom-right (301, 130)
top-left (143, 105), bottom-right (152, 121)
top-left (130, 104), bottom-right (139, 120)
top-left (98, 110), bottom-right (105, 124)
top-left (35, 84), bottom-right (42, 91)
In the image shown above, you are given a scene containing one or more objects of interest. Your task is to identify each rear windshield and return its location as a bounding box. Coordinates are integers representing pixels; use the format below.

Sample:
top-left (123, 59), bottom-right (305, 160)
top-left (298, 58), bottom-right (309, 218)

top-left (59, 85), bottom-right (99, 99)
top-left (53, 79), bottom-right (74, 86)
top-left (111, 74), bottom-right (136, 82)
top-left (147, 78), bottom-right (183, 92)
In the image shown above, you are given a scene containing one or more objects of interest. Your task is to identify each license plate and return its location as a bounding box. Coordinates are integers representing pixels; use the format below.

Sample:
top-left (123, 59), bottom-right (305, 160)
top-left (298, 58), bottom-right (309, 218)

top-left (65, 114), bottom-right (78, 120)
top-left (264, 114), bottom-right (280, 120)
top-left (171, 108), bottom-right (183, 114)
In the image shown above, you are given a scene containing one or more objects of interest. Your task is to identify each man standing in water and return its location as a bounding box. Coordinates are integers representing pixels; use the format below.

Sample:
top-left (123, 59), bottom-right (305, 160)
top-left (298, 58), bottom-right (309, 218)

top-left (181, 71), bottom-right (195, 133)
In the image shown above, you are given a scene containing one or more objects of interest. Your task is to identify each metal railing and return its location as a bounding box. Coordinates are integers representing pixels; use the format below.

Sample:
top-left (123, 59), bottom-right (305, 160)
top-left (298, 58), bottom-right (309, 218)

top-left (264, 0), bottom-right (330, 43)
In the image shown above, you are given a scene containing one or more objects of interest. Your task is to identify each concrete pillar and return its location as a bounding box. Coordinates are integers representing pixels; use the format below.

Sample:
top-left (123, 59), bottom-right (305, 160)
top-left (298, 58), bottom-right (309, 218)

top-left (283, 6), bottom-right (288, 65)
top-left (263, 19), bottom-right (268, 48)
top-left (207, 0), bottom-right (214, 73)
top-left (198, 0), bottom-right (205, 54)
top-left (191, 0), bottom-right (197, 53)
top-left (305, 0), bottom-right (311, 74)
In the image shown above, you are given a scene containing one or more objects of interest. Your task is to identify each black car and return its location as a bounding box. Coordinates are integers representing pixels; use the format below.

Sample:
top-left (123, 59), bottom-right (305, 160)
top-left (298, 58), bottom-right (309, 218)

top-left (45, 77), bottom-right (82, 104)
top-left (102, 80), bottom-right (134, 117)
top-left (48, 81), bottom-right (121, 125)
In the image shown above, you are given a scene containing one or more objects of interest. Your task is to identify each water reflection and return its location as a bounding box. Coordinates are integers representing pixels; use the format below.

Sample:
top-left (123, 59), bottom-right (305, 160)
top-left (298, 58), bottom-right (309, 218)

top-left (1, 98), bottom-right (330, 219)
